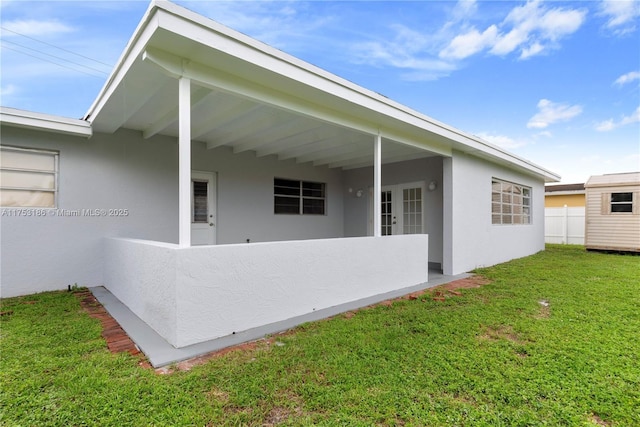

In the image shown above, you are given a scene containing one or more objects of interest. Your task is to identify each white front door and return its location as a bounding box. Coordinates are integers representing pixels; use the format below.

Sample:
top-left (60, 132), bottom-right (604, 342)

top-left (371, 181), bottom-right (425, 236)
top-left (191, 171), bottom-right (216, 245)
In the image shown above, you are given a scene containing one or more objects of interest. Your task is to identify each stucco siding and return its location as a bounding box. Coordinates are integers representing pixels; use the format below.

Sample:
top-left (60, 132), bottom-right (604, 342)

top-left (191, 141), bottom-right (344, 244)
top-left (104, 235), bottom-right (429, 348)
top-left (1, 127), bottom-right (178, 297)
top-left (342, 157), bottom-right (443, 264)
top-left (1, 126), bottom-right (345, 297)
top-left (444, 151), bottom-right (545, 274)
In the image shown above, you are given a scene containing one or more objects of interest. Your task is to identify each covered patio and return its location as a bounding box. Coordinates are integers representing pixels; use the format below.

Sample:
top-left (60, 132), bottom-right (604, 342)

top-left (86, 2), bottom-right (453, 249)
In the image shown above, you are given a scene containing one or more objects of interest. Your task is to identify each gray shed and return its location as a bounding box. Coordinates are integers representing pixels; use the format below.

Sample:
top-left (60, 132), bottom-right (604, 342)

top-left (585, 172), bottom-right (640, 252)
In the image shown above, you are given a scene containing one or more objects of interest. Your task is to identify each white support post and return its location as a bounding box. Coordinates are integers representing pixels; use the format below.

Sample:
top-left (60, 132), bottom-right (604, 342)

top-left (373, 134), bottom-right (382, 237)
top-left (178, 77), bottom-right (191, 247)
top-left (562, 204), bottom-right (568, 245)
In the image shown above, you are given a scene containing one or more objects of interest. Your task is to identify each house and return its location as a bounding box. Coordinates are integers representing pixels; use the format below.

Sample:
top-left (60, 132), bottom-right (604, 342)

top-left (544, 183), bottom-right (586, 245)
top-left (0, 1), bottom-right (559, 352)
top-left (584, 172), bottom-right (640, 252)
top-left (545, 183), bottom-right (585, 208)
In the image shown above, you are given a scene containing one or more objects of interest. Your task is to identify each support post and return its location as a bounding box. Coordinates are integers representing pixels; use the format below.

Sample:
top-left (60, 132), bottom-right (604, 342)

top-left (563, 204), bottom-right (568, 245)
top-left (178, 77), bottom-right (191, 247)
top-left (373, 134), bottom-right (382, 237)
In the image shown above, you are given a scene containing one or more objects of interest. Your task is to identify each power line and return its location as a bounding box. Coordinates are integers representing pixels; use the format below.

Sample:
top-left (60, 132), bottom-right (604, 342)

top-left (2, 39), bottom-right (109, 76)
top-left (0, 26), bottom-right (112, 67)
top-left (1, 44), bottom-right (106, 79)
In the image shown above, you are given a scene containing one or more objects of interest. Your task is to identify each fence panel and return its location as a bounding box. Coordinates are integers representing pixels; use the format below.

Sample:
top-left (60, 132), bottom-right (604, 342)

top-left (545, 206), bottom-right (585, 245)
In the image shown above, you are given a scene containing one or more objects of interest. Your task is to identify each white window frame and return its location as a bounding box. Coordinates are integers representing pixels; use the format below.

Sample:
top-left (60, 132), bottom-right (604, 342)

top-left (491, 178), bottom-right (531, 225)
top-left (274, 178), bottom-right (326, 215)
top-left (0, 146), bottom-right (59, 208)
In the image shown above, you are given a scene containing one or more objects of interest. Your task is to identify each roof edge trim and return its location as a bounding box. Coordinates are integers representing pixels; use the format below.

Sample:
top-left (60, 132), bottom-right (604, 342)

top-left (1, 107), bottom-right (92, 138)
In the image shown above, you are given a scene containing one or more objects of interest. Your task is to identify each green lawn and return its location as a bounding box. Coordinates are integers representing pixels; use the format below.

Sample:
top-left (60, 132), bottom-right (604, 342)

top-left (1, 245), bottom-right (639, 426)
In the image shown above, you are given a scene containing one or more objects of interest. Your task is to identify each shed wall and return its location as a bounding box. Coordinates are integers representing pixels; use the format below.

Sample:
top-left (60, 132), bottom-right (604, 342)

top-left (585, 185), bottom-right (640, 251)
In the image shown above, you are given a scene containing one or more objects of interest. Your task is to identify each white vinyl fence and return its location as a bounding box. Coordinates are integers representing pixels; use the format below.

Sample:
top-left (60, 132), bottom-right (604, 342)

top-left (545, 206), bottom-right (585, 245)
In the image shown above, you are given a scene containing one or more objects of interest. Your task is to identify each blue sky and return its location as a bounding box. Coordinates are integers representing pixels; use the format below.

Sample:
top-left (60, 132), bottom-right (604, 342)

top-left (1, 0), bottom-right (638, 183)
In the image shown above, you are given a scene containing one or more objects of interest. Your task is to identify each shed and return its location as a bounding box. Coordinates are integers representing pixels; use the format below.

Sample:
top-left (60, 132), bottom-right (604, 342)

top-left (584, 172), bottom-right (640, 252)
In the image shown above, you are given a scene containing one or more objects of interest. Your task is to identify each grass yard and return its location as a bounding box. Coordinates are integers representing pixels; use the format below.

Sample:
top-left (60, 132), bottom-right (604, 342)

top-left (1, 245), bottom-right (639, 426)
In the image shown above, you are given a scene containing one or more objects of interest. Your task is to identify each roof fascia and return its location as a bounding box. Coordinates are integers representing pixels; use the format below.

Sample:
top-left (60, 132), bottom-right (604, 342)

top-left (83, 1), bottom-right (162, 121)
top-left (545, 190), bottom-right (585, 196)
top-left (0, 107), bottom-right (92, 138)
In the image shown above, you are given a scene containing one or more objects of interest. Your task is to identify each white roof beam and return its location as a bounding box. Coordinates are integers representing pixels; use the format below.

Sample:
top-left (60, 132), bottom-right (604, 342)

top-left (203, 103), bottom-right (262, 149)
top-left (253, 124), bottom-right (332, 158)
top-left (335, 150), bottom-right (432, 170)
top-left (142, 47), bottom-right (380, 138)
top-left (296, 143), bottom-right (363, 165)
top-left (100, 73), bottom-right (168, 134)
top-left (276, 134), bottom-right (347, 161)
top-left (143, 86), bottom-right (211, 139)
top-left (230, 117), bottom-right (317, 154)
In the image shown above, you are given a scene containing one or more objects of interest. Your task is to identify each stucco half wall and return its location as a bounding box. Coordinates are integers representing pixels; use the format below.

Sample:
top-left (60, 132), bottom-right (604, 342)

top-left (104, 235), bottom-right (429, 348)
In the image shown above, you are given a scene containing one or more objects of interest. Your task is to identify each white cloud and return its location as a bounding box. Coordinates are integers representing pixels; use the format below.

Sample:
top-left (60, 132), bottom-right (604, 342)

top-left (439, 25), bottom-right (498, 60)
top-left (535, 130), bottom-right (553, 138)
top-left (351, 23), bottom-right (457, 81)
top-left (452, 0), bottom-right (478, 21)
top-left (599, 0), bottom-right (640, 35)
top-left (2, 19), bottom-right (74, 37)
top-left (595, 119), bottom-right (616, 132)
top-left (520, 42), bottom-right (544, 60)
top-left (181, 0), bottom-right (333, 50)
top-left (614, 71), bottom-right (640, 86)
top-left (0, 84), bottom-right (18, 96)
top-left (527, 99), bottom-right (583, 129)
top-left (441, 0), bottom-right (586, 60)
top-left (596, 106), bottom-right (640, 131)
top-left (475, 132), bottom-right (529, 150)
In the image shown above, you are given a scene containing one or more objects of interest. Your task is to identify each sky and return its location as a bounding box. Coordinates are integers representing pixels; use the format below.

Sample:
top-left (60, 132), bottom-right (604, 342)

top-left (1, 0), bottom-right (639, 184)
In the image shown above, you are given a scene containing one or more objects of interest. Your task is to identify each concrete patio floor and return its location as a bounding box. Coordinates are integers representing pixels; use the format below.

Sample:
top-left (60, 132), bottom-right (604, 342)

top-left (91, 270), bottom-right (470, 367)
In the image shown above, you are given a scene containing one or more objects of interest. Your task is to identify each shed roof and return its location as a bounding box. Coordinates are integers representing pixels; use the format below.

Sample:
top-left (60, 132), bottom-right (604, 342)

top-left (585, 172), bottom-right (640, 188)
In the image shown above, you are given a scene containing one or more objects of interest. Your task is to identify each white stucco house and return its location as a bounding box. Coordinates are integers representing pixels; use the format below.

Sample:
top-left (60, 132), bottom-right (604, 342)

top-left (1, 1), bottom-right (559, 350)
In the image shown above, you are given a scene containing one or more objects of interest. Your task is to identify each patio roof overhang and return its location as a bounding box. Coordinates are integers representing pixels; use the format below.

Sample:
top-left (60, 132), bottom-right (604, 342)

top-left (84, 0), bottom-right (560, 181)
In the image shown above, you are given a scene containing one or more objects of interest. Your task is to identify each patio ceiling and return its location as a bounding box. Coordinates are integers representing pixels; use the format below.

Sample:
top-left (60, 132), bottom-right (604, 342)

top-left (91, 64), bottom-right (438, 170)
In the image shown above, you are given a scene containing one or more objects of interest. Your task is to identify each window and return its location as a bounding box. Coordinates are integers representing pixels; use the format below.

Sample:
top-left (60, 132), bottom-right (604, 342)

top-left (492, 178), bottom-right (531, 225)
top-left (610, 192), bottom-right (633, 213)
top-left (274, 178), bottom-right (325, 215)
top-left (0, 146), bottom-right (58, 208)
top-left (192, 180), bottom-right (209, 222)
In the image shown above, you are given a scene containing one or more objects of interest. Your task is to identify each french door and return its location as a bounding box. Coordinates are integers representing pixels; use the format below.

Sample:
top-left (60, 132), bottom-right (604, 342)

top-left (372, 181), bottom-right (425, 236)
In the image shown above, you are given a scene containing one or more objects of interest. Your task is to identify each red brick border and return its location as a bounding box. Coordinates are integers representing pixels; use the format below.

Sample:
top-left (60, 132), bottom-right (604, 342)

top-left (75, 290), bottom-right (150, 367)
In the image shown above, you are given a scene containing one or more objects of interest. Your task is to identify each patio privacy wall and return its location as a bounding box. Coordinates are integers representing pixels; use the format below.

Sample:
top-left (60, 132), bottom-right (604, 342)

top-left (0, 126), bottom-right (344, 297)
top-left (104, 235), bottom-right (429, 348)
